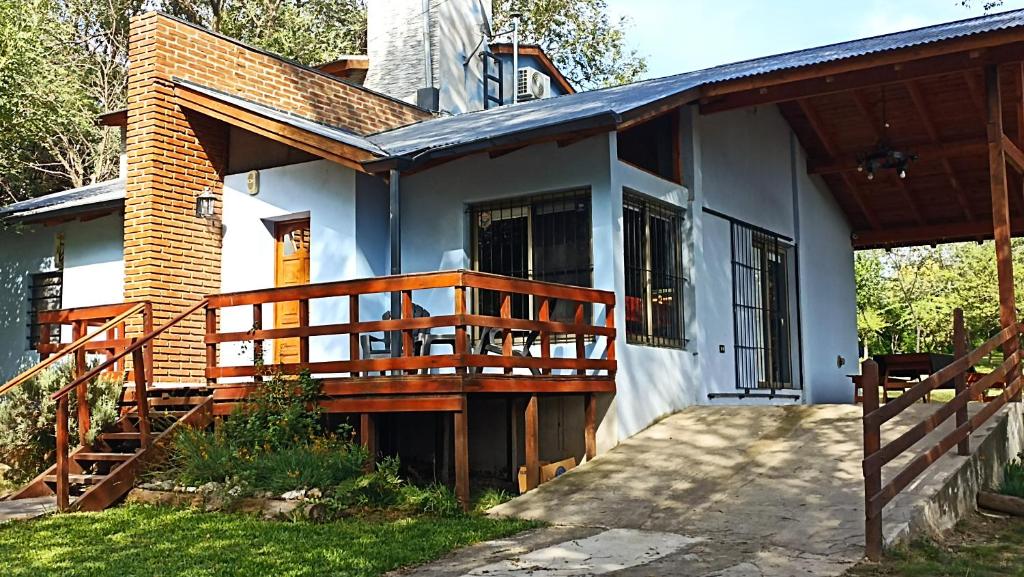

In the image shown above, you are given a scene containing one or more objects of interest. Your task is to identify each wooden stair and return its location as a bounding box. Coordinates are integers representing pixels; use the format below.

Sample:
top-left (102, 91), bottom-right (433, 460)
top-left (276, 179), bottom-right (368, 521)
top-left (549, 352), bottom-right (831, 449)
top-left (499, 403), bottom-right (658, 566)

top-left (8, 384), bottom-right (213, 512)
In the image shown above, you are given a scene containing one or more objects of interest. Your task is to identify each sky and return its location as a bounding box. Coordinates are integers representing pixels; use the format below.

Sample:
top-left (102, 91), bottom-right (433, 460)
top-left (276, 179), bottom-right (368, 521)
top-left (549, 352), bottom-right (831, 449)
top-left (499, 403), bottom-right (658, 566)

top-left (605, 0), bottom-right (1024, 80)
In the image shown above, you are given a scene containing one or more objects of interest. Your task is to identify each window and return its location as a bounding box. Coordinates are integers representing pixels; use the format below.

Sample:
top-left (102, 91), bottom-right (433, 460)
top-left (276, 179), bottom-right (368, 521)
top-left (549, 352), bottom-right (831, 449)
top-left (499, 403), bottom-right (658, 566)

top-left (731, 222), bottom-right (796, 390)
top-left (27, 270), bottom-right (63, 350)
top-left (617, 113), bottom-right (681, 183)
top-left (623, 191), bottom-right (685, 348)
top-left (470, 190), bottom-right (592, 324)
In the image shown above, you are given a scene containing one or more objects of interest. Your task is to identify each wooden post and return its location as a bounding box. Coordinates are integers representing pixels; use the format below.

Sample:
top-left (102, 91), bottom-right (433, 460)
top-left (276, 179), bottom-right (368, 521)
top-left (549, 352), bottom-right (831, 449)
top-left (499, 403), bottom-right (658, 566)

top-left (605, 302), bottom-right (616, 377)
top-left (454, 286), bottom-right (467, 374)
top-left (132, 347), bottom-right (151, 449)
top-left (454, 400), bottom-right (470, 510)
top-left (349, 295), bottom-right (360, 377)
top-left (524, 393), bottom-right (540, 491)
top-left (584, 393), bottom-right (597, 461)
top-left (862, 359), bottom-right (882, 561)
top-left (298, 299), bottom-right (310, 364)
top-left (953, 308), bottom-right (970, 456)
top-left (142, 302), bottom-right (154, 386)
top-left (205, 305), bottom-right (217, 387)
top-left (360, 413), bottom-right (376, 471)
top-left (252, 304), bottom-right (263, 380)
top-left (987, 64), bottom-right (1021, 403)
top-left (575, 303), bottom-right (586, 376)
top-left (73, 321), bottom-right (89, 446)
top-left (500, 292), bottom-right (512, 375)
top-left (539, 297), bottom-right (551, 375)
top-left (55, 396), bottom-right (69, 512)
top-left (402, 290), bottom-right (414, 374)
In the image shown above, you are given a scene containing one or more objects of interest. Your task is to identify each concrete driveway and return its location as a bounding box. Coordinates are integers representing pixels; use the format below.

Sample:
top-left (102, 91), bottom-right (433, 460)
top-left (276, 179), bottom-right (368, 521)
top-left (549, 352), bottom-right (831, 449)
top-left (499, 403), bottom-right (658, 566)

top-left (395, 403), bottom-right (1022, 577)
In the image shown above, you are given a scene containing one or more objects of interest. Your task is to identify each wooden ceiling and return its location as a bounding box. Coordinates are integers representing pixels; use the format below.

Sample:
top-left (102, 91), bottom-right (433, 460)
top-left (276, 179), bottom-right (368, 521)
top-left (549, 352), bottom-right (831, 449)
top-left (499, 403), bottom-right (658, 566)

top-left (697, 34), bottom-right (1024, 249)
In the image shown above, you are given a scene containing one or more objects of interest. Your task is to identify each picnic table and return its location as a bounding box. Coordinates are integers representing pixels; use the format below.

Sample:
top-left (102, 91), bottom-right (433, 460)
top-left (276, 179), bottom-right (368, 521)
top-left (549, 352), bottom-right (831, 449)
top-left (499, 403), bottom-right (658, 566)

top-left (852, 352), bottom-right (973, 404)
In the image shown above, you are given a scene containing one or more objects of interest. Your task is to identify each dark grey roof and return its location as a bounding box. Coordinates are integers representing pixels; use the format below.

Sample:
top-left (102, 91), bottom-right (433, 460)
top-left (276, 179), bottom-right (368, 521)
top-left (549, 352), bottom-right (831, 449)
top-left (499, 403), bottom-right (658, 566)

top-left (174, 79), bottom-right (387, 156)
top-left (367, 8), bottom-right (1024, 164)
top-left (0, 178), bottom-right (125, 221)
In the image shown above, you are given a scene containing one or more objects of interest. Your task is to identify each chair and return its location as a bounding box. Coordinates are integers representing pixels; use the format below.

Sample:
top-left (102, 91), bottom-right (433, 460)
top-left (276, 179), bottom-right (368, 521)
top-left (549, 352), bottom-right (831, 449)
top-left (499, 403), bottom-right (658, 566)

top-left (470, 298), bottom-right (563, 376)
top-left (359, 304), bottom-right (431, 374)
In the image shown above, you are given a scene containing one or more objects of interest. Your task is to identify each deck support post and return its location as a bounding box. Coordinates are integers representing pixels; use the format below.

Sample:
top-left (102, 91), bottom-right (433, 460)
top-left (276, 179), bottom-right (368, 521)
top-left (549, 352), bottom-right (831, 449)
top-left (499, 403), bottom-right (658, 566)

top-left (986, 64), bottom-right (1021, 402)
top-left (584, 393), bottom-right (597, 461)
top-left (55, 396), bottom-right (70, 512)
top-left (524, 393), bottom-right (540, 492)
top-left (862, 359), bottom-right (882, 561)
top-left (360, 413), bottom-right (376, 471)
top-left (454, 398), bottom-right (470, 510)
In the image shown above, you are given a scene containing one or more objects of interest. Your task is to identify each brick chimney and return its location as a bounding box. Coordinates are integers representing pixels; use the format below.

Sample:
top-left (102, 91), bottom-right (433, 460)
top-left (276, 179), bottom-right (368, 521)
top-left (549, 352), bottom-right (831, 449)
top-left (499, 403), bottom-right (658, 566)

top-left (364, 0), bottom-right (492, 115)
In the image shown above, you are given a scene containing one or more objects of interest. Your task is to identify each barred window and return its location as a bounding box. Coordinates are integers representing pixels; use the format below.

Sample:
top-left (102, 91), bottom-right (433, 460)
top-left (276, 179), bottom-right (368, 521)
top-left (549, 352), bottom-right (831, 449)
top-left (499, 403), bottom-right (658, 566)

top-left (27, 270), bottom-right (63, 350)
top-left (469, 189), bottom-right (592, 325)
top-left (624, 191), bottom-right (686, 348)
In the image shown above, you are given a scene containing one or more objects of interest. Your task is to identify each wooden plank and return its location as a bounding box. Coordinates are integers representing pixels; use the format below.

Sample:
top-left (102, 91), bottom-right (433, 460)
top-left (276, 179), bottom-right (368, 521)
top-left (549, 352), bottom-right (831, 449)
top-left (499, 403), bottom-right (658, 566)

top-left (55, 396), bottom-right (69, 512)
top-left (539, 297), bottom-right (551, 376)
top-left (575, 303), bottom-right (586, 376)
top-left (463, 376), bottom-right (616, 394)
top-left (454, 403), bottom-right (470, 510)
top-left (524, 394), bottom-right (540, 492)
top-left (206, 354), bottom-right (466, 378)
top-left (349, 296), bottom-right (360, 377)
top-left (1003, 133), bottom-right (1024, 173)
top-left (73, 321), bottom-right (90, 446)
top-left (852, 217), bottom-right (1024, 248)
top-left (461, 271), bottom-right (616, 305)
top-left (207, 315), bottom-right (464, 344)
top-left (808, 137), bottom-right (988, 175)
top-left (463, 355), bottom-right (616, 372)
top-left (501, 292), bottom-right (512, 376)
top-left (454, 286), bottom-right (467, 376)
top-left (460, 315), bottom-right (615, 337)
top-left (315, 395), bottom-right (466, 414)
top-left (213, 376), bottom-right (465, 399)
top-left (132, 348), bottom-right (151, 449)
top-left (36, 303), bottom-right (137, 324)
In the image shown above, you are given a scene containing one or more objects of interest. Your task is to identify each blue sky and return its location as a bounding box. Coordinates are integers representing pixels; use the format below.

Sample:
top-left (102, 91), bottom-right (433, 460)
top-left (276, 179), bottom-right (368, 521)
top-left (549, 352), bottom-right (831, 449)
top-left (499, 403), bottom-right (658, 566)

top-left (606, 0), bottom-right (1024, 79)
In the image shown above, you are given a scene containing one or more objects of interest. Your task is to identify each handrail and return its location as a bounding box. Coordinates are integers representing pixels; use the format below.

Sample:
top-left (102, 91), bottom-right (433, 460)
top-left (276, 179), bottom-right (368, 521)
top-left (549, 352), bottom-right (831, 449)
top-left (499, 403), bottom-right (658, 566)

top-left (52, 298), bottom-right (210, 401)
top-left (0, 302), bottom-right (147, 397)
top-left (861, 310), bottom-right (1023, 561)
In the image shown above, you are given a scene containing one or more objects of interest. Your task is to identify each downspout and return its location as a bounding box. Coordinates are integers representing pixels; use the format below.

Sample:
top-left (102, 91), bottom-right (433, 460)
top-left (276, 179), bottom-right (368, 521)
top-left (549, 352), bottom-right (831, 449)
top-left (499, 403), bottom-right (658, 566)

top-left (390, 169), bottom-right (402, 358)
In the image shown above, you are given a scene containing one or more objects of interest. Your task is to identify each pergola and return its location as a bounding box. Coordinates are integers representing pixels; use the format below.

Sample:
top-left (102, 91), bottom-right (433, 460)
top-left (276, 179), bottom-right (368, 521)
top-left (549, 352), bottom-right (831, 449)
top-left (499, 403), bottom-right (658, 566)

top-left (697, 26), bottom-right (1024, 348)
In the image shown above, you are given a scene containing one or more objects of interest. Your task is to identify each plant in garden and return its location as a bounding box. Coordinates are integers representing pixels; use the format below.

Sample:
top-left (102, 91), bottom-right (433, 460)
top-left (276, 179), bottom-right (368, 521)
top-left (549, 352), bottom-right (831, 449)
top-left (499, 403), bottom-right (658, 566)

top-left (1002, 452), bottom-right (1024, 499)
top-left (0, 359), bottom-right (121, 484)
top-left (221, 370), bottom-right (323, 452)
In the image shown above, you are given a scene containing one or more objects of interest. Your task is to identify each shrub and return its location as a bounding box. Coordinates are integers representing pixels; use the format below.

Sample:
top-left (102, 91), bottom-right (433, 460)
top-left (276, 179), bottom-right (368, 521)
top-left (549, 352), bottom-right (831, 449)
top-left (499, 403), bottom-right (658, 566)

top-left (473, 488), bottom-right (513, 513)
top-left (0, 359), bottom-right (122, 484)
top-left (222, 371), bottom-right (322, 452)
top-left (1002, 452), bottom-right (1024, 499)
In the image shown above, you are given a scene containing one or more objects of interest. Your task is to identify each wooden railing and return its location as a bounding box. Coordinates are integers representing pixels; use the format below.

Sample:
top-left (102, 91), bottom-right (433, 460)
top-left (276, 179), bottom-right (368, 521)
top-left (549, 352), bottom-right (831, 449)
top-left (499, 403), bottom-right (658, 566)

top-left (862, 309), bottom-right (1023, 560)
top-left (48, 298), bottom-right (208, 511)
top-left (204, 270), bottom-right (616, 385)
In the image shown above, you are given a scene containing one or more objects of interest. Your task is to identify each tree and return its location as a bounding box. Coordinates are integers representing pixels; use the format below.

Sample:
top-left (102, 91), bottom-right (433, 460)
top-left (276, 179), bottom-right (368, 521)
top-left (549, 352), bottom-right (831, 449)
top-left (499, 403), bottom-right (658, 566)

top-left (161, 0), bottom-right (367, 65)
top-left (493, 0), bottom-right (647, 89)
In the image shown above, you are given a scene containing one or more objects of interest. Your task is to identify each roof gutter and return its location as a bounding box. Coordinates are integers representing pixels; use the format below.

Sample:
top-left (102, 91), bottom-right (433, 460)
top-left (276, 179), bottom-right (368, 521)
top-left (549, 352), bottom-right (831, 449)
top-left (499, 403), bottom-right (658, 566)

top-left (362, 110), bottom-right (622, 174)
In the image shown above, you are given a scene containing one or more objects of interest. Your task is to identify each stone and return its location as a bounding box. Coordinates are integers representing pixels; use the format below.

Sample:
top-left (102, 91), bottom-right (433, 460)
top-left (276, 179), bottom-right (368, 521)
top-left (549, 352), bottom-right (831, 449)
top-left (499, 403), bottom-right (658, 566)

top-left (307, 488), bottom-right (322, 499)
top-left (281, 489), bottom-right (306, 501)
top-left (196, 482), bottom-right (221, 495)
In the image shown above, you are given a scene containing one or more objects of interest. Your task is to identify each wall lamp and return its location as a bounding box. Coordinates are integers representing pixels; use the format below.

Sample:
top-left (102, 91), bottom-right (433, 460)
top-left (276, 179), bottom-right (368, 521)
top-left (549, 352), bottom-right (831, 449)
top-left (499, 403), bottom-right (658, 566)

top-left (195, 187), bottom-right (217, 220)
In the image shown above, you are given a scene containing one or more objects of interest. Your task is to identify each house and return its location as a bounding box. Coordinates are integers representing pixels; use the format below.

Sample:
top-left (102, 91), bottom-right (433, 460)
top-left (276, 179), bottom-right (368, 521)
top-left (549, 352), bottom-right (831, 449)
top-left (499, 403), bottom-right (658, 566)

top-left (3, 2), bottom-right (1024, 511)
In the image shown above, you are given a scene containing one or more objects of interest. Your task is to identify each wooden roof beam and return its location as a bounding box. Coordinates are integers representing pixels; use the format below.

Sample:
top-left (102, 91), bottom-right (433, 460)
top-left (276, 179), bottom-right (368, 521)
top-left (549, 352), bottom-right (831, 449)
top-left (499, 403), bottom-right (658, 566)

top-left (905, 80), bottom-right (975, 221)
top-left (852, 217), bottom-right (1024, 248)
top-left (797, 97), bottom-right (882, 229)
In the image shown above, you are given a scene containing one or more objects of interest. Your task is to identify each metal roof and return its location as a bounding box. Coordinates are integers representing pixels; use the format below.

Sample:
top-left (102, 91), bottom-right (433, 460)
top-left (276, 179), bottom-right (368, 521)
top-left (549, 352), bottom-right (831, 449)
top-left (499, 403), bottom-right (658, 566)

top-left (173, 79), bottom-right (387, 156)
top-left (0, 178), bottom-right (125, 222)
top-left (367, 8), bottom-right (1024, 164)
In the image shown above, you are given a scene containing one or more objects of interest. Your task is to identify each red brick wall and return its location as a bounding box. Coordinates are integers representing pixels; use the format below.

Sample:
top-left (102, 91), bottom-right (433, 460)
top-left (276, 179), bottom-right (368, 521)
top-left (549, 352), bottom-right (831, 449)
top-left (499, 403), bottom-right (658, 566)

top-left (125, 13), bottom-right (428, 381)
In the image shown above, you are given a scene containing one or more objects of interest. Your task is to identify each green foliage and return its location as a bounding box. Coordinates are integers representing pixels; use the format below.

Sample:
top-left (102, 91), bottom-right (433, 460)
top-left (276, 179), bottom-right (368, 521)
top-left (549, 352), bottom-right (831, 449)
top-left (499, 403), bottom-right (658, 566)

top-left (494, 0), bottom-right (647, 89)
top-left (473, 487), bottom-right (513, 513)
top-left (0, 360), bottom-right (121, 485)
top-left (221, 371), bottom-right (323, 453)
top-left (855, 241), bottom-right (1024, 356)
top-left (1002, 453), bottom-right (1024, 499)
top-left (161, 0), bottom-right (367, 65)
top-left (0, 503), bottom-right (539, 577)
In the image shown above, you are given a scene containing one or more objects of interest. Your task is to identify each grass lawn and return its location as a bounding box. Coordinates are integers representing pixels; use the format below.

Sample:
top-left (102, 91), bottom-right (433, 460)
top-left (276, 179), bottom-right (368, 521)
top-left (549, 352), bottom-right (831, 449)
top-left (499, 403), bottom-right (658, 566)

top-left (0, 504), bottom-right (538, 577)
top-left (846, 513), bottom-right (1024, 577)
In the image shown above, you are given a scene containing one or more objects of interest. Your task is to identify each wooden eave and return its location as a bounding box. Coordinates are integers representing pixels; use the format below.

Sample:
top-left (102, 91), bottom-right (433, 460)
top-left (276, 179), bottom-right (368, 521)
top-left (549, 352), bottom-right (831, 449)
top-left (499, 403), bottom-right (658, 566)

top-left (695, 26), bottom-right (1024, 249)
top-left (172, 84), bottom-right (379, 173)
top-left (490, 43), bottom-right (576, 94)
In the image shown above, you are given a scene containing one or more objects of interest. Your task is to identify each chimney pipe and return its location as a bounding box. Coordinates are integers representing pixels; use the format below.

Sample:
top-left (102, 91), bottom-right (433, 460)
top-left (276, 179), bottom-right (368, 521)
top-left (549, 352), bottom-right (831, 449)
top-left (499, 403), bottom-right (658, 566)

top-left (416, 0), bottom-right (440, 111)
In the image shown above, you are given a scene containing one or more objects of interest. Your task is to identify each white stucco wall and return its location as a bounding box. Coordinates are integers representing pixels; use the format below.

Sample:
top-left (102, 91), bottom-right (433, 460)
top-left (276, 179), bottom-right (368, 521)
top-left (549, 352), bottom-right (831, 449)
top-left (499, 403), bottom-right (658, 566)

top-left (692, 105), bottom-right (859, 404)
top-left (0, 212), bottom-right (124, 381)
top-left (221, 160), bottom-right (388, 368)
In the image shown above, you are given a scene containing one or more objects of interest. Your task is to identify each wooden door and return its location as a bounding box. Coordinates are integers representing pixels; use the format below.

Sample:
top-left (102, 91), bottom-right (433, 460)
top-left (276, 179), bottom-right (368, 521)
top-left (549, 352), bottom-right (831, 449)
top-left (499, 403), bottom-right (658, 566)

top-left (274, 219), bottom-right (310, 364)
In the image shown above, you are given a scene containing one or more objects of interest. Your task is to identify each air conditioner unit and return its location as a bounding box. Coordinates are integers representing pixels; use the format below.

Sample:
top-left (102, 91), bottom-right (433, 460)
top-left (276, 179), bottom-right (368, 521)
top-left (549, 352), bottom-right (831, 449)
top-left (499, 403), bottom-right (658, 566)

top-left (517, 67), bottom-right (551, 101)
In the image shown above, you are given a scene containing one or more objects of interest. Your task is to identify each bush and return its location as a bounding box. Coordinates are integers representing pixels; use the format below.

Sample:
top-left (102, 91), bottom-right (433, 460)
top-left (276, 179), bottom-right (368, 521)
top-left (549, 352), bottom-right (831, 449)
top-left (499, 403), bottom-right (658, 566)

top-left (1002, 452), bottom-right (1024, 499)
top-left (0, 359), bottom-right (121, 485)
top-left (222, 371), bottom-right (322, 452)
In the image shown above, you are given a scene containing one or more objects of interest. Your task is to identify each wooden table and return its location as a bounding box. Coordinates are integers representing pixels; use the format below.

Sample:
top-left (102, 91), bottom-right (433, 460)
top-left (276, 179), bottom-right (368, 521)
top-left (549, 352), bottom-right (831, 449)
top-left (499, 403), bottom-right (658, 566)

top-left (852, 353), bottom-right (967, 404)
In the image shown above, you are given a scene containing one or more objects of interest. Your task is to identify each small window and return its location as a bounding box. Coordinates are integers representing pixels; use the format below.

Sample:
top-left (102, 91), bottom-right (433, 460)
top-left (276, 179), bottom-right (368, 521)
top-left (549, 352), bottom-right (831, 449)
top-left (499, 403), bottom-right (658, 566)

top-left (623, 191), bottom-right (686, 348)
top-left (27, 271), bottom-right (63, 350)
top-left (617, 113), bottom-right (681, 183)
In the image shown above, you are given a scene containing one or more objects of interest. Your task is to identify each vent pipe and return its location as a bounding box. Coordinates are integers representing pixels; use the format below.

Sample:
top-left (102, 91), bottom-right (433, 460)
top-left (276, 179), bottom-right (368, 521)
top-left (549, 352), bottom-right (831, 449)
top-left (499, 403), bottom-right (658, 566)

top-left (511, 12), bottom-right (521, 104)
top-left (416, 0), bottom-right (440, 111)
